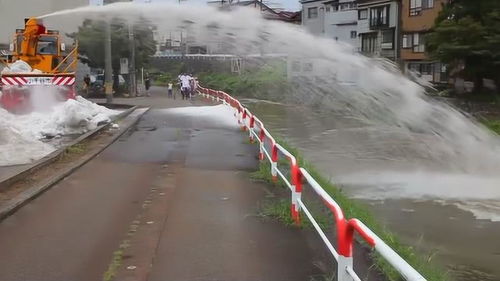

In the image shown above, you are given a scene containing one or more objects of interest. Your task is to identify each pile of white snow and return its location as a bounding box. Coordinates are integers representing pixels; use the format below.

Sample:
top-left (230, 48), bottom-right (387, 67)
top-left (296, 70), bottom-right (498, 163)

top-left (0, 117), bottom-right (55, 166)
top-left (1, 60), bottom-right (42, 74)
top-left (0, 96), bottom-right (120, 166)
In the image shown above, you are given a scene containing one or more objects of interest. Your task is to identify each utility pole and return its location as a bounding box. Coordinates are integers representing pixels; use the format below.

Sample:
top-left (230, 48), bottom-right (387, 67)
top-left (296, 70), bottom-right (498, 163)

top-left (104, 19), bottom-right (113, 104)
top-left (128, 22), bottom-right (136, 97)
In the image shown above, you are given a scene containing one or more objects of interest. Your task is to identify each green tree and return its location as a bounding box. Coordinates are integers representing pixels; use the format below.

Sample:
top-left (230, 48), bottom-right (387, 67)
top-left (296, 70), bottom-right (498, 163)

top-left (69, 18), bottom-right (156, 74)
top-left (426, 0), bottom-right (500, 92)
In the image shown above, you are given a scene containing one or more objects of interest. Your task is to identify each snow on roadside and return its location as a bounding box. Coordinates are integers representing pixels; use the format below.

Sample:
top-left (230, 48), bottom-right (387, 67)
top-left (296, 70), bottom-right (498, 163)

top-left (0, 118), bottom-right (55, 166)
top-left (164, 104), bottom-right (238, 128)
top-left (0, 96), bottom-right (120, 166)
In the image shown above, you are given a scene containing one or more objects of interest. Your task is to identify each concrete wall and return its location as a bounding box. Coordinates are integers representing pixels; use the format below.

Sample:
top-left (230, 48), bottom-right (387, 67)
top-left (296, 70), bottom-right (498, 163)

top-left (0, 0), bottom-right (88, 44)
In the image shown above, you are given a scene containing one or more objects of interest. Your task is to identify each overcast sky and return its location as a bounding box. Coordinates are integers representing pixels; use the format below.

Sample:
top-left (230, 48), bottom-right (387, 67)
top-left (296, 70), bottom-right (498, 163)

top-left (132, 0), bottom-right (301, 11)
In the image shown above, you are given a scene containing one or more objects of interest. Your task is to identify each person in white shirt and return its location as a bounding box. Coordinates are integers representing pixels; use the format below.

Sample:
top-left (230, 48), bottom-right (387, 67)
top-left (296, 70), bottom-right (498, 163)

top-left (180, 73), bottom-right (191, 100)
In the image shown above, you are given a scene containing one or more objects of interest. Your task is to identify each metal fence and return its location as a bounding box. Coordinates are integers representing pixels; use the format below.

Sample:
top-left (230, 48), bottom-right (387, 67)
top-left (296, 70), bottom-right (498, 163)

top-left (198, 87), bottom-right (427, 281)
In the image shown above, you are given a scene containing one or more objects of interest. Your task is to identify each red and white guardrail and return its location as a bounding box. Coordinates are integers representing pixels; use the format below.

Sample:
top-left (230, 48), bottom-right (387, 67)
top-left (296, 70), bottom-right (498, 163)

top-left (198, 86), bottom-right (427, 281)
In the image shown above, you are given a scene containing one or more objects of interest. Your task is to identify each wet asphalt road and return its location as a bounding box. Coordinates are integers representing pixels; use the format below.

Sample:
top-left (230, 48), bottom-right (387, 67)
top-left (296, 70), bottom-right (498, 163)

top-left (0, 88), bottom-right (327, 281)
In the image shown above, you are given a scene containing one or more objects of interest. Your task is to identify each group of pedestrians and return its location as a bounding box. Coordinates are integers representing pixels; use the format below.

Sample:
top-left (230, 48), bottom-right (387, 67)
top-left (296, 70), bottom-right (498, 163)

top-left (177, 73), bottom-right (197, 100)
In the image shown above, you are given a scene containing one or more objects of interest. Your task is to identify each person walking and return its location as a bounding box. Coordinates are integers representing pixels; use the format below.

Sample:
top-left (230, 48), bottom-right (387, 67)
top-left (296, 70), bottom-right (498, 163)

top-left (180, 73), bottom-right (191, 100)
top-left (167, 82), bottom-right (173, 99)
top-left (145, 73), bottom-right (151, 97)
top-left (83, 74), bottom-right (91, 97)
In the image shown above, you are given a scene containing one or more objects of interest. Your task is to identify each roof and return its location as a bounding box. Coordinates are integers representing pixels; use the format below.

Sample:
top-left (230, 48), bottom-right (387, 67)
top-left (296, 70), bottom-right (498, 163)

top-left (357, 0), bottom-right (398, 7)
top-left (211, 0), bottom-right (301, 22)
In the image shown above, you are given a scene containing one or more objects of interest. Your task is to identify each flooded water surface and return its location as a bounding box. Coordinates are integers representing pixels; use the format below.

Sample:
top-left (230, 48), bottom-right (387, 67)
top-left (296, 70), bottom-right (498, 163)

top-left (243, 99), bottom-right (500, 281)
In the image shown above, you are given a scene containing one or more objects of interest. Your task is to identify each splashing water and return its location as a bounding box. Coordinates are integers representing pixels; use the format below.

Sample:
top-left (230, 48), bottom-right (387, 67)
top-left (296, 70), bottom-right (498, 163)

top-left (38, 2), bottom-right (500, 174)
top-left (40, 0), bottom-right (500, 209)
top-left (33, 2), bottom-right (500, 278)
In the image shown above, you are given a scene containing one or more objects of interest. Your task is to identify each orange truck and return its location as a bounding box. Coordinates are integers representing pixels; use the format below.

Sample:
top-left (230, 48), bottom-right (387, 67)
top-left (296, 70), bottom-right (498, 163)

top-left (0, 17), bottom-right (78, 113)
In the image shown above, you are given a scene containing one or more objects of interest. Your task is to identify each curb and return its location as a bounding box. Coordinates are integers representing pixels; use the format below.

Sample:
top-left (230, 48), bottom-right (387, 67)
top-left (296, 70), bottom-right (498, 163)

top-left (0, 105), bottom-right (137, 191)
top-left (0, 107), bottom-right (150, 221)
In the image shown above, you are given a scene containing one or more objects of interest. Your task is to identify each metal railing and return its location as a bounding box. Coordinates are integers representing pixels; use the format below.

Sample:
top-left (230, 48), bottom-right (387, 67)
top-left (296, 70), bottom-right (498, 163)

top-left (198, 87), bottom-right (427, 281)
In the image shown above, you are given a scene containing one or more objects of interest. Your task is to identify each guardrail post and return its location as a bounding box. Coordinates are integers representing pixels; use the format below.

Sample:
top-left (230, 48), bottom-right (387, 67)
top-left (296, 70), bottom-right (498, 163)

top-left (241, 110), bottom-right (248, 131)
top-left (337, 221), bottom-right (355, 281)
top-left (271, 144), bottom-right (278, 182)
top-left (249, 116), bottom-right (255, 143)
top-left (338, 255), bottom-right (354, 281)
top-left (290, 166), bottom-right (302, 225)
top-left (258, 129), bottom-right (265, 161)
top-left (237, 107), bottom-right (243, 126)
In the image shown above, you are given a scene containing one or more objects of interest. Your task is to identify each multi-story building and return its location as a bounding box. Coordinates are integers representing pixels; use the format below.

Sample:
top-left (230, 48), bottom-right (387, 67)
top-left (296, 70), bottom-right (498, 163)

top-left (400, 0), bottom-right (447, 83)
top-left (357, 0), bottom-right (400, 60)
top-left (301, 0), bottom-right (358, 46)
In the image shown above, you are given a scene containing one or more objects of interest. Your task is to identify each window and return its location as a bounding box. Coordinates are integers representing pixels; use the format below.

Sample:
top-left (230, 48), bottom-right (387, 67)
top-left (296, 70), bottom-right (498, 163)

top-left (381, 29), bottom-right (394, 49)
top-left (326, 6), bottom-right (330, 12)
top-left (420, 63), bottom-right (432, 75)
top-left (423, 0), bottom-right (434, 9)
top-left (351, 31), bottom-right (357, 39)
top-left (37, 36), bottom-right (58, 55)
top-left (402, 34), bottom-right (412, 48)
top-left (412, 33), bottom-right (425, 52)
top-left (361, 33), bottom-right (377, 53)
top-left (370, 5), bottom-right (389, 28)
top-left (408, 63), bottom-right (432, 75)
top-left (410, 0), bottom-right (422, 16)
top-left (308, 7), bottom-right (318, 19)
top-left (358, 9), bottom-right (368, 20)
top-left (410, 0), bottom-right (432, 16)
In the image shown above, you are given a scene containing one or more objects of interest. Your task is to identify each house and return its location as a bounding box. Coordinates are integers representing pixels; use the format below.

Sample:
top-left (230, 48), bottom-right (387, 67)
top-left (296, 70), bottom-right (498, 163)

top-left (400, 0), bottom-right (448, 83)
top-left (301, 0), bottom-right (358, 46)
top-left (357, 0), bottom-right (400, 60)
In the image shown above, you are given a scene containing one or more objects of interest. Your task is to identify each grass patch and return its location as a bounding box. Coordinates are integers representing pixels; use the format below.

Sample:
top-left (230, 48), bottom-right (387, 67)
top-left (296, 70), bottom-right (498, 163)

top-left (102, 240), bottom-right (130, 281)
top-left (65, 143), bottom-right (87, 155)
top-left (253, 137), bottom-right (448, 281)
top-left (481, 119), bottom-right (500, 135)
top-left (197, 62), bottom-right (289, 100)
top-left (259, 198), bottom-right (330, 229)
